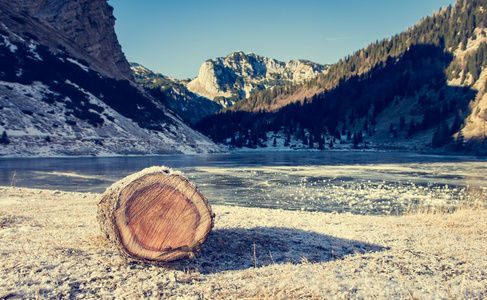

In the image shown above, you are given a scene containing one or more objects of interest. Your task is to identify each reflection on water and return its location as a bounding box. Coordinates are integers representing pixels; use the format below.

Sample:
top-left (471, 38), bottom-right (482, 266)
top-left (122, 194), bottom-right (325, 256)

top-left (1, 151), bottom-right (486, 214)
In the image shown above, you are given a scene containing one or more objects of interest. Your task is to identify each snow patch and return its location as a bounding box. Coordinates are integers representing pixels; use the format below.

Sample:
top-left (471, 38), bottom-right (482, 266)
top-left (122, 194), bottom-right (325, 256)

top-left (1, 35), bottom-right (17, 53)
top-left (66, 58), bottom-right (90, 72)
top-left (27, 42), bottom-right (42, 61)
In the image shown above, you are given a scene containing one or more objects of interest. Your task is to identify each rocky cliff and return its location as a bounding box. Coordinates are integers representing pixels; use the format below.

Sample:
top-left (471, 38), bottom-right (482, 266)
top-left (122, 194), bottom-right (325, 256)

top-left (0, 0), bottom-right (133, 81)
top-left (452, 29), bottom-right (487, 153)
top-left (0, 0), bottom-right (221, 156)
top-left (186, 51), bottom-right (328, 106)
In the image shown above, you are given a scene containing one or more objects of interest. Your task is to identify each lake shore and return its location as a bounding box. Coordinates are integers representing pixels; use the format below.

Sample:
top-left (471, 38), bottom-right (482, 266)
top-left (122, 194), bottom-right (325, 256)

top-left (1, 186), bottom-right (486, 299)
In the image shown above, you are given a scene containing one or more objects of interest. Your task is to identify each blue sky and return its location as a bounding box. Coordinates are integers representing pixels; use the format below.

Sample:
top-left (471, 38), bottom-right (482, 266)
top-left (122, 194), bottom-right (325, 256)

top-left (108, 0), bottom-right (456, 79)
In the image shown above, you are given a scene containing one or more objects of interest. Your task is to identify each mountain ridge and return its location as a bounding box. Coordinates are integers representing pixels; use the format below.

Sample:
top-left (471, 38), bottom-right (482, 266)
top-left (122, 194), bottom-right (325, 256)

top-left (131, 51), bottom-right (328, 124)
top-left (0, 0), bottom-right (222, 157)
top-left (186, 51), bottom-right (329, 107)
top-left (195, 0), bottom-right (487, 155)
top-left (131, 63), bottom-right (223, 125)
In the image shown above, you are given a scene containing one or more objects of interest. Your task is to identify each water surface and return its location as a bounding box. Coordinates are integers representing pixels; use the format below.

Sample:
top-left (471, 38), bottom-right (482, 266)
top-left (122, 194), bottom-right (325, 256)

top-left (1, 151), bottom-right (486, 214)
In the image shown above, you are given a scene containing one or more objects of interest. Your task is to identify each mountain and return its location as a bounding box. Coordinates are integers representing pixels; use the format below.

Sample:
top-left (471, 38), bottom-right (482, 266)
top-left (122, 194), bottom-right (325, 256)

top-left (0, 0), bottom-right (221, 156)
top-left (131, 63), bottom-right (223, 125)
top-left (1, 0), bottom-right (132, 82)
top-left (196, 0), bottom-right (487, 155)
top-left (130, 52), bottom-right (327, 124)
top-left (186, 51), bottom-right (328, 107)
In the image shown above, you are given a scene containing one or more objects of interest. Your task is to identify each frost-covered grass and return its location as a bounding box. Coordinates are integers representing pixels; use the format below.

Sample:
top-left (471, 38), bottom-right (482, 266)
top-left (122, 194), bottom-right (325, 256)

top-left (0, 186), bottom-right (486, 299)
top-left (190, 164), bottom-right (487, 215)
top-left (404, 184), bottom-right (487, 214)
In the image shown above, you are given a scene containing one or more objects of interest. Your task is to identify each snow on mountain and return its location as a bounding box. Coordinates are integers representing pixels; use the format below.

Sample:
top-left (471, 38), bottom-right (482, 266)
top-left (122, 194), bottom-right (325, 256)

top-left (0, 0), bottom-right (133, 82)
top-left (0, 79), bottom-right (218, 156)
top-left (0, 0), bottom-right (222, 157)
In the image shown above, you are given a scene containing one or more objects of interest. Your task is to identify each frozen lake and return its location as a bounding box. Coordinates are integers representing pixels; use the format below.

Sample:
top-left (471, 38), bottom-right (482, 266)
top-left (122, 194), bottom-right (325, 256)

top-left (1, 151), bottom-right (486, 215)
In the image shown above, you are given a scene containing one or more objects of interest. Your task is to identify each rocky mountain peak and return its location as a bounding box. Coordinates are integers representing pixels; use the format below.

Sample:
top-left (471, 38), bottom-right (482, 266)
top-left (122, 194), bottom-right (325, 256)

top-left (186, 51), bottom-right (328, 106)
top-left (0, 0), bottom-right (133, 82)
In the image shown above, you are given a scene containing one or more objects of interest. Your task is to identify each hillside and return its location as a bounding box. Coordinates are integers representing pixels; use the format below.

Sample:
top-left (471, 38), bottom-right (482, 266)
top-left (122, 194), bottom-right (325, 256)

top-left (0, 0), bottom-right (221, 156)
top-left (131, 63), bottom-right (222, 125)
top-left (131, 52), bottom-right (328, 124)
top-left (196, 0), bottom-right (487, 155)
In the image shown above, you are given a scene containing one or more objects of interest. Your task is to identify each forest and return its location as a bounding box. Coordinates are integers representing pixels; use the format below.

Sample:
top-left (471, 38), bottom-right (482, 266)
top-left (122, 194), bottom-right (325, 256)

top-left (195, 0), bottom-right (487, 152)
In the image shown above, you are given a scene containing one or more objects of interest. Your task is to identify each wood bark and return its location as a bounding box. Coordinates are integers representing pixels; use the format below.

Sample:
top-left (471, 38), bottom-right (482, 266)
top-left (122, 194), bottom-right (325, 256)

top-left (97, 166), bottom-right (214, 264)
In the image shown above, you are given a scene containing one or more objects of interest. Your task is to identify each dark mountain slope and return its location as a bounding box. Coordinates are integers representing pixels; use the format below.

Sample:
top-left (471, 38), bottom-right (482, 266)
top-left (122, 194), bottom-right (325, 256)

top-left (0, 0), bottom-right (221, 156)
top-left (196, 0), bottom-right (487, 154)
top-left (131, 63), bottom-right (223, 125)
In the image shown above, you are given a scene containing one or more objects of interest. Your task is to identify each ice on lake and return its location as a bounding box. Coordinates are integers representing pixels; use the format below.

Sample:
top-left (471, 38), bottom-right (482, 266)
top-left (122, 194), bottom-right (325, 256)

top-left (1, 151), bottom-right (486, 215)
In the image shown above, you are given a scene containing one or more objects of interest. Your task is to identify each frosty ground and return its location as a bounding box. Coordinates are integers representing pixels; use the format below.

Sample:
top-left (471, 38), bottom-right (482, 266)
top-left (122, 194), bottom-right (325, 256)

top-left (0, 186), bottom-right (486, 299)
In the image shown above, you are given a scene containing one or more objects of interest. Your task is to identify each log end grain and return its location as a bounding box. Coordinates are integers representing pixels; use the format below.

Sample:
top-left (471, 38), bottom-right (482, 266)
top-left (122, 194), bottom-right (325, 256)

top-left (97, 166), bottom-right (214, 264)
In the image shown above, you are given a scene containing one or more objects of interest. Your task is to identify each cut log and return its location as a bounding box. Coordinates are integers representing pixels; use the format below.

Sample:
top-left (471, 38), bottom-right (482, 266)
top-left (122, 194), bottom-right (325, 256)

top-left (97, 166), bottom-right (214, 264)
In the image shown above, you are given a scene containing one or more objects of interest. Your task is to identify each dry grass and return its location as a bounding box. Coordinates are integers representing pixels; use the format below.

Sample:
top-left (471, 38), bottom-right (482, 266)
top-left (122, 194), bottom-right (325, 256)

top-left (405, 185), bottom-right (487, 215)
top-left (0, 186), bottom-right (486, 299)
top-left (0, 213), bottom-right (15, 228)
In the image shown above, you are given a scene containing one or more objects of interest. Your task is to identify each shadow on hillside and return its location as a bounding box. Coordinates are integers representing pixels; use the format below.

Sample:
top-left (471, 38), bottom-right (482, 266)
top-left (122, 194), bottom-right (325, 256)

top-left (196, 44), bottom-right (479, 152)
top-left (175, 227), bottom-right (385, 274)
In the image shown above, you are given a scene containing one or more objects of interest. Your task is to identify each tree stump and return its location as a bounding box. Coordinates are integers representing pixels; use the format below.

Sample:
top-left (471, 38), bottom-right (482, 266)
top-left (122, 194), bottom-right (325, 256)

top-left (97, 166), bottom-right (214, 264)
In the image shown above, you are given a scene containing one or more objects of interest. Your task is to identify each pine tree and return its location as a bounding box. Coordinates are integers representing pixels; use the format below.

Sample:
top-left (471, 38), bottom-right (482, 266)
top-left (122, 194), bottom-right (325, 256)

top-left (353, 131), bottom-right (363, 148)
top-left (432, 121), bottom-right (451, 147)
top-left (454, 131), bottom-right (465, 151)
top-left (0, 131), bottom-right (10, 145)
top-left (400, 116), bottom-right (407, 128)
top-left (450, 113), bottom-right (463, 134)
top-left (318, 136), bottom-right (325, 150)
top-left (285, 132), bottom-right (291, 147)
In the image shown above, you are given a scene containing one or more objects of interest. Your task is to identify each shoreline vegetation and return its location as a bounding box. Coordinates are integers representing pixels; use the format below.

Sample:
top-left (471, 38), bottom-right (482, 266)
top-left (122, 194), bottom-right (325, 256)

top-left (1, 186), bottom-right (486, 299)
